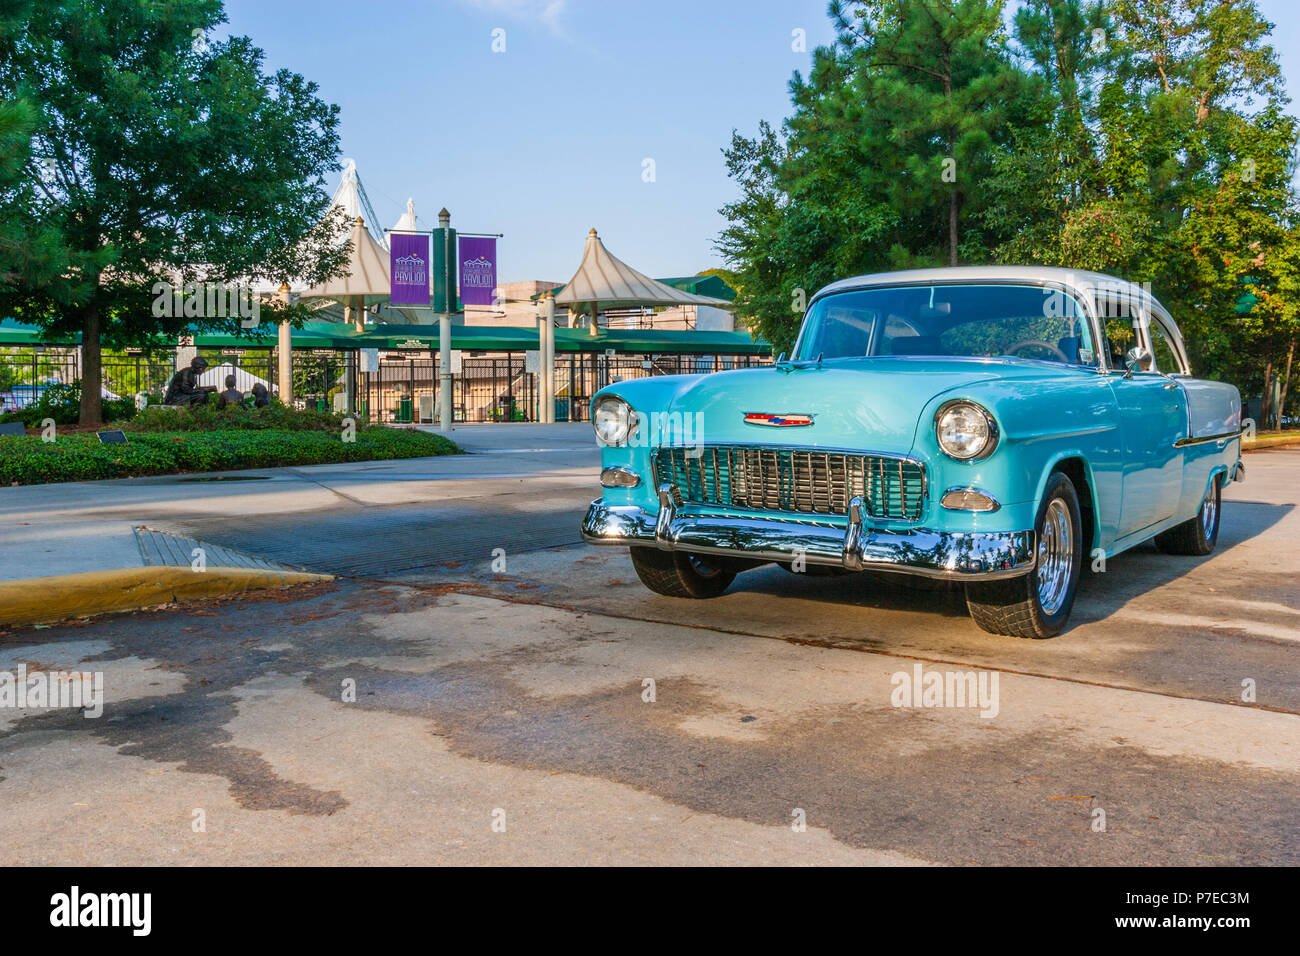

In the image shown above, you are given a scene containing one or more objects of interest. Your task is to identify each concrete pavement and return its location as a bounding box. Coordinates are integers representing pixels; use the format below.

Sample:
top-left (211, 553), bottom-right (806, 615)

top-left (0, 423), bottom-right (596, 621)
top-left (0, 434), bottom-right (1294, 865)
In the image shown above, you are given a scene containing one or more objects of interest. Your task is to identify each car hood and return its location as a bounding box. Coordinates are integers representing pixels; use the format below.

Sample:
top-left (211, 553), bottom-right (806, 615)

top-left (616, 356), bottom-right (1063, 453)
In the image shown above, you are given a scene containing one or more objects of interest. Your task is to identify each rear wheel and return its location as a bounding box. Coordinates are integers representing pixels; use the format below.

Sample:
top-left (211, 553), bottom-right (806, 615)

top-left (1154, 477), bottom-right (1220, 556)
top-left (630, 547), bottom-right (736, 598)
top-left (966, 471), bottom-right (1083, 638)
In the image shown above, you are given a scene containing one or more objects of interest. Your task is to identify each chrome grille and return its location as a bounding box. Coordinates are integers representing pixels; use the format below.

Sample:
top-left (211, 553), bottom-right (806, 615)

top-left (652, 445), bottom-right (925, 520)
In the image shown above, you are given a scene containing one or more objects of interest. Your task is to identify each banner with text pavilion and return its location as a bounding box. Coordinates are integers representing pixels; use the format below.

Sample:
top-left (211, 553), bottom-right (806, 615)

top-left (390, 233), bottom-right (431, 306)
top-left (458, 236), bottom-right (497, 307)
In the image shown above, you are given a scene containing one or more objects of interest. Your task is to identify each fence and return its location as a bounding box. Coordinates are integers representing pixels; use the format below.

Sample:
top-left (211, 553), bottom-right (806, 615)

top-left (0, 349), bottom-right (80, 411)
top-left (1, 345), bottom-right (770, 423)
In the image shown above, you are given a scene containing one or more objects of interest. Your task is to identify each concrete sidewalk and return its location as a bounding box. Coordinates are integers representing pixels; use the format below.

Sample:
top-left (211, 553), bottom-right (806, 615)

top-left (0, 422), bottom-right (598, 623)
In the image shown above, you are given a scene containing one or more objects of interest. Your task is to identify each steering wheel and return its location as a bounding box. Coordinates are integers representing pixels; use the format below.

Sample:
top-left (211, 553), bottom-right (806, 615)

top-left (1005, 339), bottom-right (1070, 363)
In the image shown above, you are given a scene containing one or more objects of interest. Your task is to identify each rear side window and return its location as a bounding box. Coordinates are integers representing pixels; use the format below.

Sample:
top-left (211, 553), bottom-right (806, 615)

top-left (1148, 317), bottom-right (1183, 374)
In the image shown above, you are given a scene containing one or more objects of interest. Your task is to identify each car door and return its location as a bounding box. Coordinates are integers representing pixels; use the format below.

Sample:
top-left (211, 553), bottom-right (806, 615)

top-left (1101, 310), bottom-right (1187, 538)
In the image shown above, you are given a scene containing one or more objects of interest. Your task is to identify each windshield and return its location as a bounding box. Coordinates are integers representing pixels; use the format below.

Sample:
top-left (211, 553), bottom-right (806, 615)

top-left (795, 283), bottom-right (1096, 366)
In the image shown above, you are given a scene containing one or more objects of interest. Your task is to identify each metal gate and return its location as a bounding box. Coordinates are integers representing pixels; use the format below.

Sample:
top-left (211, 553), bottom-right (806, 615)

top-left (457, 355), bottom-right (535, 422)
top-left (0, 348), bottom-right (80, 411)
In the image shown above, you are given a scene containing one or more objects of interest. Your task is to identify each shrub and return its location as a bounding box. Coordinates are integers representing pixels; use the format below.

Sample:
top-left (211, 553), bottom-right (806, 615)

top-left (0, 381), bottom-right (138, 427)
top-left (128, 399), bottom-right (343, 433)
top-left (0, 427), bottom-right (458, 485)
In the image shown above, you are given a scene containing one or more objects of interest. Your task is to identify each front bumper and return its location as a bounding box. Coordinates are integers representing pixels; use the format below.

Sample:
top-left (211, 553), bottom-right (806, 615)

top-left (582, 485), bottom-right (1036, 581)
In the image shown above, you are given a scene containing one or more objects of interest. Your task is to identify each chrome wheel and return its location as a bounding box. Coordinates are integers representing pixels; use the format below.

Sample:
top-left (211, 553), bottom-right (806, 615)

top-left (1200, 482), bottom-right (1218, 544)
top-left (1036, 498), bottom-right (1074, 616)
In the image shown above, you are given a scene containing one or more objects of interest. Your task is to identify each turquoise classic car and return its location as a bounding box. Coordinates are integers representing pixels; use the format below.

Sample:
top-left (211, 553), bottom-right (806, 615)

top-left (581, 267), bottom-right (1244, 638)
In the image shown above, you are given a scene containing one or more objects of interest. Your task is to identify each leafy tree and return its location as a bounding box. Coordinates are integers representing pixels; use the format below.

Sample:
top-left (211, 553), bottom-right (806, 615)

top-left (0, 0), bottom-right (347, 423)
top-left (721, 0), bottom-right (1300, 413)
top-left (718, 0), bottom-right (1026, 352)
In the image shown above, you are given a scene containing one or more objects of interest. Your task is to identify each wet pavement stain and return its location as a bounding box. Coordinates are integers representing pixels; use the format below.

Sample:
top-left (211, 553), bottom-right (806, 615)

top-left (1, 580), bottom-right (1295, 862)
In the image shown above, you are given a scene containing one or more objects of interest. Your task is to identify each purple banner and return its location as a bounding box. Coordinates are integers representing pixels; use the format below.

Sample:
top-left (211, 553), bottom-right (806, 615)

top-left (389, 233), bottom-right (430, 306)
top-left (459, 236), bottom-right (498, 307)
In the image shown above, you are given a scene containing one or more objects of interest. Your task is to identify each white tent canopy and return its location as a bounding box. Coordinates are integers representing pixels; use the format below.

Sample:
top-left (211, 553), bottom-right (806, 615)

top-left (199, 363), bottom-right (272, 394)
top-left (554, 229), bottom-right (733, 310)
top-left (330, 159), bottom-right (387, 248)
top-left (298, 216), bottom-right (392, 306)
top-left (391, 197), bottom-right (419, 236)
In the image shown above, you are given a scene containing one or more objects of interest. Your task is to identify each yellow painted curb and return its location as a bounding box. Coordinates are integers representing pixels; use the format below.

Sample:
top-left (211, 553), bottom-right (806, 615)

top-left (1242, 434), bottom-right (1300, 451)
top-left (0, 566), bottom-right (333, 628)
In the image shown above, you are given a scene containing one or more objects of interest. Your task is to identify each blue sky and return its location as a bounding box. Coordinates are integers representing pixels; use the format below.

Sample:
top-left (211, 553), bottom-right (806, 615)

top-left (220, 0), bottom-right (1300, 285)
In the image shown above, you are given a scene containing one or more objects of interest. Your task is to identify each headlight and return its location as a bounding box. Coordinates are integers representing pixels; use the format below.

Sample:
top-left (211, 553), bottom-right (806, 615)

top-left (593, 395), bottom-right (636, 445)
top-left (935, 401), bottom-right (997, 460)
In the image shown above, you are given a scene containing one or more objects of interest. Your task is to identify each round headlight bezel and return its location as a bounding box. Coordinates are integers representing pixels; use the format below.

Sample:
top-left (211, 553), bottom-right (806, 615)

top-left (593, 395), bottom-right (636, 446)
top-left (934, 400), bottom-right (998, 461)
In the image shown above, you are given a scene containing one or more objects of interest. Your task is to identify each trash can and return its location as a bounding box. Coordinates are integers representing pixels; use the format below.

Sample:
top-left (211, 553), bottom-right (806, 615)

top-left (554, 398), bottom-right (569, 422)
top-left (316, 398), bottom-right (328, 413)
top-left (396, 397), bottom-right (413, 423)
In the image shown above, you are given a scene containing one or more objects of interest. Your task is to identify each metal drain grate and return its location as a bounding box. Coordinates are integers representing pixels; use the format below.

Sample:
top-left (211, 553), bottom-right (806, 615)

top-left (134, 527), bottom-right (300, 572)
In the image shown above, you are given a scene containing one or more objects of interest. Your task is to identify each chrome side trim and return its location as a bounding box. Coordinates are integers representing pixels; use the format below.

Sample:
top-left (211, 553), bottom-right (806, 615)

top-left (582, 499), bottom-right (1036, 581)
top-left (1174, 429), bottom-right (1244, 448)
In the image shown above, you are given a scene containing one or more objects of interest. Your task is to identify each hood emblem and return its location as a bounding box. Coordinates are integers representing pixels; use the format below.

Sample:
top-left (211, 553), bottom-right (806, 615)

top-left (744, 412), bottom-right (815, 427)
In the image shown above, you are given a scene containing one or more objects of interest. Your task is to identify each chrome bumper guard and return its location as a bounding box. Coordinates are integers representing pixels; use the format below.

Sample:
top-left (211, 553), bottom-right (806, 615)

top-left (582, 484), bottom-right (1036, 581)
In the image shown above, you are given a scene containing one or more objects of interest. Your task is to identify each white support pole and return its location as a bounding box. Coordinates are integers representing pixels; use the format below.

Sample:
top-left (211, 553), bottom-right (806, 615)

top-left (276, 282), bottom-right (293, 406)
top-left (536, 305), bottom-right (545, 423)
top-left (542, 293), bottom-right (556, 423)
top-left (439, 312), bottom-right (452, 430)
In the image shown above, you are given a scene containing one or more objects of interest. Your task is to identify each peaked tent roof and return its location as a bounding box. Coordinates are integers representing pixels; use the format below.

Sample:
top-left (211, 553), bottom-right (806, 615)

top-left (391, 197), bottom-right (419, 236)
top-left (329, 159), bottom-right (386, 247)
top-left (554, 229), bottom-right (733, 309)
top-left (298, 216), bottom-right (393, 305)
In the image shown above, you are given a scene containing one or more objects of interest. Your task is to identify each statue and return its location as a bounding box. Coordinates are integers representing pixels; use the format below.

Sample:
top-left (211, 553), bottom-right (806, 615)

top-left (163, 356), bottom-right (217, 406)
top-left (250, 382), bottom-right (270, 408)
top-left (216, 374), bottom-right (244, 409)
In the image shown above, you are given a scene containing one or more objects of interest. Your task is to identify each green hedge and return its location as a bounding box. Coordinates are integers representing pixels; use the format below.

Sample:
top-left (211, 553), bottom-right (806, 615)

top-left (0, 428), bottom-right (460, 485)
top-left (127, 401), bottom-right (344, 433)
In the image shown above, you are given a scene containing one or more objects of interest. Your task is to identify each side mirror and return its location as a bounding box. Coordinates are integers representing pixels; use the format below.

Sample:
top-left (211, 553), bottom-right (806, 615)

top-left (1123, 346), bottom-right (1152, 378)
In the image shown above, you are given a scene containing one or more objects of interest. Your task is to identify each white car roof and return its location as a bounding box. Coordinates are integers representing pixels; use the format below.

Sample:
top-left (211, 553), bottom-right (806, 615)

top-left (808, 265), bottom-right (1187, 365)
top-left (814, 266), bottom-right (1152, 302)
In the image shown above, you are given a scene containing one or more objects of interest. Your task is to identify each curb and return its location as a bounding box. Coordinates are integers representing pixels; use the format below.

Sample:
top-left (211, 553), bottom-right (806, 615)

top-left (0, 566), bottom-right (333, 628)
top-left (1242, 434), bottom-right (1300, 452)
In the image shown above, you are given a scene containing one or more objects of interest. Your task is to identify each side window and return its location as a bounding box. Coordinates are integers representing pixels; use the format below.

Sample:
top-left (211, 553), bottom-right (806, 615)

top-left (1148, 317), bottom-right (1183, 374)
top-left (1101, 310), bottom-right (1138, 368)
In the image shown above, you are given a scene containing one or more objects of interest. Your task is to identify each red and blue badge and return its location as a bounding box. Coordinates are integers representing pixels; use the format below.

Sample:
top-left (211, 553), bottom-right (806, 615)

top-left (743, 412), bottom-right (815, 427)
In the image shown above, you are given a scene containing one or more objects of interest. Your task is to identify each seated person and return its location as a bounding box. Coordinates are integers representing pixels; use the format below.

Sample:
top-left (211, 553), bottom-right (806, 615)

top-left (216, 374), bottom-right (244, 408)
top-left (163, 356), bottom-right (217, 406)
top-left (250, 382), bottom-right (270, 408)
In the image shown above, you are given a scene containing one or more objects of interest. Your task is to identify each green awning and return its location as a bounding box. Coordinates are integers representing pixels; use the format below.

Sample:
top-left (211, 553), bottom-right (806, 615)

top-left (3, 318), bottom-right (770, 356)
top-left (654, 275), bottom-right (737, 302)
top-left (0, 320), bottom-right (78, 346)
top-left (557, 327), bottom-right (767, 355)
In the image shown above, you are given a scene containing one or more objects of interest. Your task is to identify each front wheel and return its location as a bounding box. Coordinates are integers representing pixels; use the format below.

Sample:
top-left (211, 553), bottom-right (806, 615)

top-left (966, 471), bottom-right (1083, 638)
top-left (630, 547), bottom-right (736, 598)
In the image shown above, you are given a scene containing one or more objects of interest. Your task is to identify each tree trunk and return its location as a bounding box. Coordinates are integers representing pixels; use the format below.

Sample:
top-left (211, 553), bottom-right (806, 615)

top-left (949, 190), bottom-right (959, 267)
top-left (1260, 360), bottom-right (1273, 433)
top-left (79, 303), bottom-right (103, 425)
top-left (1279, 338), bottom-right (1295, 431)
